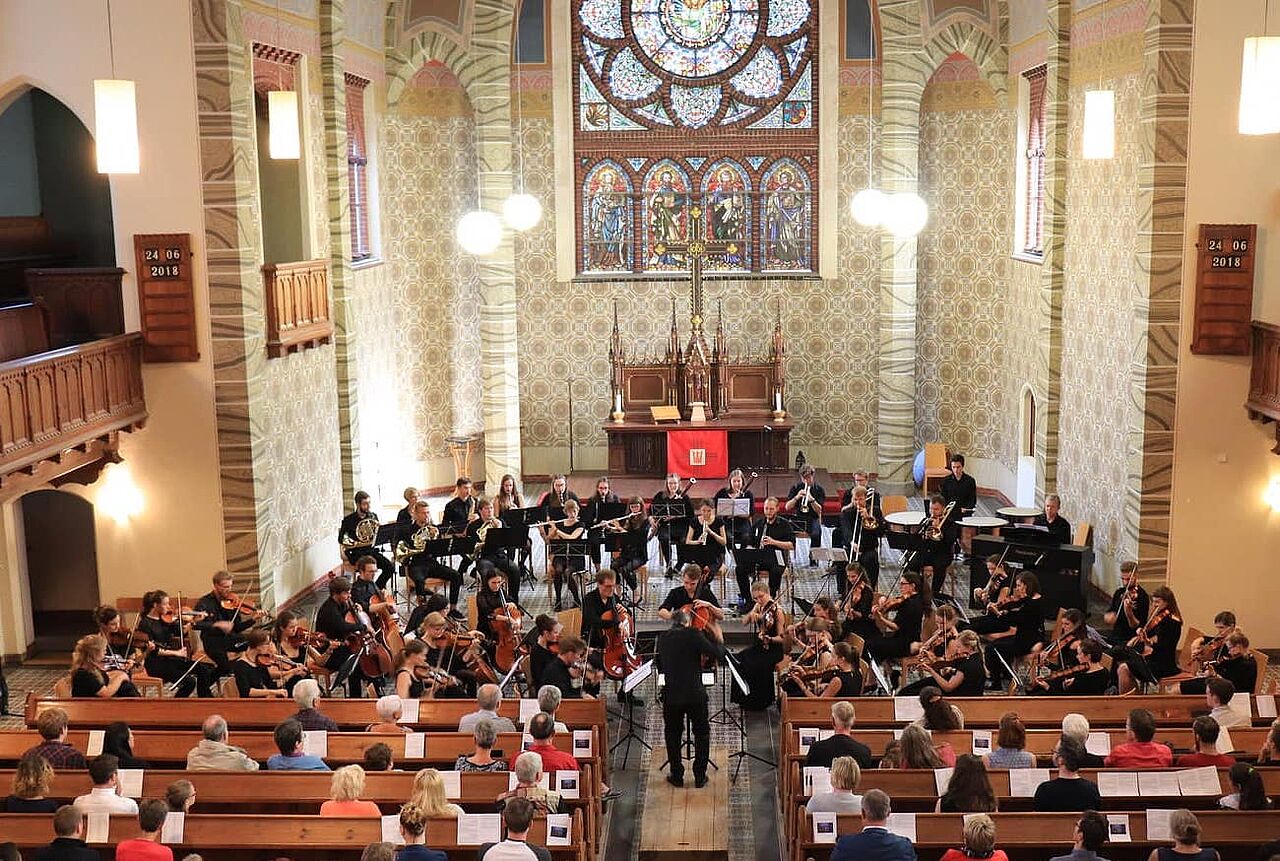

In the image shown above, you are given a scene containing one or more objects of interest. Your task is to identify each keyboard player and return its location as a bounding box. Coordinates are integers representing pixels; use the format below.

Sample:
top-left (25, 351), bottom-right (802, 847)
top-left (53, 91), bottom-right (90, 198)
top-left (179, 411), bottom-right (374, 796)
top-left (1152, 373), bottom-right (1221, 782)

top-left (1033, 494), bottom-right (1072, 544)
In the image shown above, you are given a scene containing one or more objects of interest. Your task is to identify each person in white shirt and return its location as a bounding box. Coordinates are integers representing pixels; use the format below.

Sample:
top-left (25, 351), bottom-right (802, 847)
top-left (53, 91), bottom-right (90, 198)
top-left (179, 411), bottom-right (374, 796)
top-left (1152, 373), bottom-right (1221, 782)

top-left (478, 797), bottom-right (553, 861)
top-left (1206, 677), bottom-right (1249, 728)
top-left (73, 754), bottom-right (139, 815)
top-left (458, 684), bottom-right (518, 733)
top-left (805, 756), bottom-right (863, 814)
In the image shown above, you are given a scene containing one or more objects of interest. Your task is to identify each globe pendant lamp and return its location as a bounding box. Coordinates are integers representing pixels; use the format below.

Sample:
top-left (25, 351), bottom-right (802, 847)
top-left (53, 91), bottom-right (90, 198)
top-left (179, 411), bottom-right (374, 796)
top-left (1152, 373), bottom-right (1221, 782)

top-left (457, 210), bottom-right (503, 255)
top-left (884, 191), bottom-right (929, 238)
top-left (502, 192), bottom-right (543, 231)
top-left (850, 188), bottom-right (887, 227)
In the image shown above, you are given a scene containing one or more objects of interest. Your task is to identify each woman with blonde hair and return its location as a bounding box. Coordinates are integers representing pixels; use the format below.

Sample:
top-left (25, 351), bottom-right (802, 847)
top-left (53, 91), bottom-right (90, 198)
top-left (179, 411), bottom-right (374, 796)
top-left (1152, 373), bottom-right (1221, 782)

top-left (805, 755), bottom-right (862, 813)
top-left (4, 751), bottom-right (57, 813)
top-left (940, 813), bottom-right (1009, 861)
top-left (70, 634), bottom-right (139, 698)
top-left (319, 765), bottom-right (381, 817)
top-left (1145, 809), bottom-right (1220, 861)
top-left (408, 768), bottom-right (464, 818)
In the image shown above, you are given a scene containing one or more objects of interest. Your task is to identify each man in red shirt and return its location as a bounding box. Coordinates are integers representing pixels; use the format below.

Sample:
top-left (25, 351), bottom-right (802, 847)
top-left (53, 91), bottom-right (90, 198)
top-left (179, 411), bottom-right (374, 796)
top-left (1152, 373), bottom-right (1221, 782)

top-left (511, 712), bottom-right (579, 773)
top-left (1104, 708), bottom-right (1173, 768)
top-left (1174, 716), bottom-right (1236, 768)
top-left (115, 799), bottom-right (174, 861)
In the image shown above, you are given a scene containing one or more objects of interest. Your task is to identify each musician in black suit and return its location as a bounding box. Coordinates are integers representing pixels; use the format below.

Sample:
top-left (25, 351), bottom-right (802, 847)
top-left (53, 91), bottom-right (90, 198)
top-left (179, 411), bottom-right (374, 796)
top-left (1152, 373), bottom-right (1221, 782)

top-left (397, 500), bottom-right (463, 611)
top-left (395, 486), bottom-right (419, 528)
top-left (911, 495), bottom-right (958, 595)
top-left (940, 454), bottom-right (978, 515)
top-left (315, 577), bottom-right (373, 698)
top-left (192, 571), bottom-right (259, 676)
top-left (741, 496), bottom-right (793, 604)
top-left (783, 464), bottom-right (825, 549)
top-left (338, 491), bottom-right (394, 588)
top-left (1034, 493), bottom-right (1072, 543)
top-left (840, 485), bottom-right (884, 591)
top-left (656, 609), bottom-right (724, 787)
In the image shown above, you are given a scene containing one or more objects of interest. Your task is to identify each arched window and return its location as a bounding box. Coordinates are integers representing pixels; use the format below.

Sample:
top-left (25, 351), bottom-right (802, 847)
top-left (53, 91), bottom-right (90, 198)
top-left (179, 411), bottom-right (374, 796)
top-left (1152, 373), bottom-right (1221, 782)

top-left (573, 0), bottom-right (818, 275)
top-left (582, 160), bottom-right (634, 273)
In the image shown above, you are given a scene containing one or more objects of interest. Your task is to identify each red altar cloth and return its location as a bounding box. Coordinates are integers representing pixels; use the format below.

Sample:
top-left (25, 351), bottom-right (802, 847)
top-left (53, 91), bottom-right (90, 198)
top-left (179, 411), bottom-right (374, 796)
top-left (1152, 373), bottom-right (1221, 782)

top-left (665, 429), bottom-right (729, 479)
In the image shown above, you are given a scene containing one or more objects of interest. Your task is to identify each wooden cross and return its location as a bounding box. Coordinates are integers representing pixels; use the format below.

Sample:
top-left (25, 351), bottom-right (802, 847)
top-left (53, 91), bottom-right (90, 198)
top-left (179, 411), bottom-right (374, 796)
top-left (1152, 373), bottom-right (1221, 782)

top-left (652, 206), bottom-right (740, 339)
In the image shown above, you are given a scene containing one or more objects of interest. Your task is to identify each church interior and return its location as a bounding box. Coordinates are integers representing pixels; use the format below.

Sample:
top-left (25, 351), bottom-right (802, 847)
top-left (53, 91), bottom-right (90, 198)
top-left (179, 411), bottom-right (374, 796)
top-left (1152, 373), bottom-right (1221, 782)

top-left (2, 0), bottom-right (1280, 858)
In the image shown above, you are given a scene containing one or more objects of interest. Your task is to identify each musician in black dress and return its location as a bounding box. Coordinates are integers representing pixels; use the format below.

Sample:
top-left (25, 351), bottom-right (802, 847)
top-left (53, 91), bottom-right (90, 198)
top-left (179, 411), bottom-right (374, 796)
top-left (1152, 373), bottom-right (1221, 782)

top-left (981, 572), bottom-right (1044, 690)
top-left (315, 577), bottom-right (372, 698)
top-left (865, 571), bottom-right (930, 661)
top-left (972, 553), bottom-right (1013, 610)
top-left (714, 468), bottom-right (755, 548)
top-left (583, 476), bottom-right (622, 568)
top-left (396, 487), bottom-right (420, 528)
top-left (494, 473), bottom-right (532, 578)
top-left (658, 563), bottom-right (725, 643)
top-left (1103, 561), bottom-right (1149, 645)
top-left (1115, 586), bottom-right (1183, 694)
top-left (911, 495), bottom-right (958, 596)
top-left (231, 630), bottom-right (292, 698)
top-left (899, 630), bottom-right (986, 697)
top-left (536, 474), bottom-right (580, 510)
top-left (732, 581), bottom-right (786, 711)
top-left (650, 474), bottom-right (692, 578)
top-left (1034, 638), bottom-right (1109, 695)
top-left (840, 486), bottom-right (883, 590)
top-left (70, 635), bottom-right (140, 698)
top-left (271, 610), bottom-right (324, 694)
top-left (418, 614), bottom-right (476, 699)
top-left (783, 464), bottom-right (825, 549)
top-left (544, 499), bottom-right (587, 611)
top-left (136, 590), bottom-right (216, 698)
top-left (1034, 494), bottom-right (1072, 543)
top-left (684, 498), bottom-right (729, 591)
top-left (339, 491), bottom-right (393, 588)
top-left (541, 635), bottom-right (590, 700)
top-left (397, 500), bottom-right (462, 609)
top-left (605, 497), bottom-right (650, 595)
top-left (1182, 629), bottom-right (1256, 695)
top-left (804, 641), bottom-right (863, 698)
top-left (192, 571), bottom-right (259, 676)
top-left (743, 496), bottom-right (793, 605)
top-left (837, 562), bottom-right (877, 645)
top-left (780, 618), bottom-right (834, 698)
top-left (940, 454), bottom-right (978, 516)
top-left (468, 497), bottom-right (520, 604)
top-left (527, 614), bottom-right (562, 691)
top-left (474, 562), bottom-right (519, 666)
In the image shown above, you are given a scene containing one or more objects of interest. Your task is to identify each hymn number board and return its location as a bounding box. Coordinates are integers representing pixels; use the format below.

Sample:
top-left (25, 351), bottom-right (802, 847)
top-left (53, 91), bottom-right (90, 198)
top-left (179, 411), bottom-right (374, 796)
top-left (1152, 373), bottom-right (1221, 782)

top-left (133, 233), bottom-right (199, 363)
top-left (1191, 223), bottom-right (1257, 356)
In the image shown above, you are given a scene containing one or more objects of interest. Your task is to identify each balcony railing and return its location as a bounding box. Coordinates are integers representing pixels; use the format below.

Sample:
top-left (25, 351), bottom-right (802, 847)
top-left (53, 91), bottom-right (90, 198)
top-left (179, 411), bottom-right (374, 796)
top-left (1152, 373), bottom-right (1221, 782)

top-left (262, 260), bottom-right (332, 358)
top-left (0, 333), bottom-right (147, 495)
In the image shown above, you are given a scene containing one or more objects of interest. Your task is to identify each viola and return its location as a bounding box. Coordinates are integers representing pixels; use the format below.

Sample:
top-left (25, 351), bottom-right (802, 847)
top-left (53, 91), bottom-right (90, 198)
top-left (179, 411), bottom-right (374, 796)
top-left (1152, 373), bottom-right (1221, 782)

top-left (414, 664), bottom-right (461, 690)
top-left (220, 593), bottom-right (267, 618)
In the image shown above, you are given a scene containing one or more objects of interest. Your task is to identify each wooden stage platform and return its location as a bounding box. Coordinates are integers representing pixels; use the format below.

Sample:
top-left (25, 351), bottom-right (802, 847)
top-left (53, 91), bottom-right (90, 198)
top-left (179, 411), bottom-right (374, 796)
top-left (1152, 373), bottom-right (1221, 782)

top-left (565, 470), bottom-right (834, 503)
top-left (638, 746), bottom-right (730, 860)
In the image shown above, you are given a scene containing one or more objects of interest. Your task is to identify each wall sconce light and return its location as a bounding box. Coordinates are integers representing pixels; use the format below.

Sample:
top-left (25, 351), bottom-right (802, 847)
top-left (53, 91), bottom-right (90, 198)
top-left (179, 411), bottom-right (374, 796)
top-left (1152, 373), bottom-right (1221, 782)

top-left (1264, 475), bottom-right (1280, 512)
top-left (99, 463), bottom-right (144, 523)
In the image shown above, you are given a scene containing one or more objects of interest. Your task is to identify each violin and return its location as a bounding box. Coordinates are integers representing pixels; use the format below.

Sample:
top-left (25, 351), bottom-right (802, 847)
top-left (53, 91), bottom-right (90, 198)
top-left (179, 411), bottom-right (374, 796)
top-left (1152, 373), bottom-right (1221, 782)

top-left (840, 573), bottom-right (867, 616)
top-left (1194, 632), bottom-right (1230, 664)
top-left (255, 652), bottom-right (304, 672)
top-left (755, 598), bottom-right (780, 646)
top-left (414, 664), bottom-right (462, 691)
top-left (991, 592), bottom-right (1027, 617)
top-left (220, 592), bottom-right (268, 619)
top-left (288, 628), bottom-right (330, 651)
top-left (106, 628), bottom-right (152, 664)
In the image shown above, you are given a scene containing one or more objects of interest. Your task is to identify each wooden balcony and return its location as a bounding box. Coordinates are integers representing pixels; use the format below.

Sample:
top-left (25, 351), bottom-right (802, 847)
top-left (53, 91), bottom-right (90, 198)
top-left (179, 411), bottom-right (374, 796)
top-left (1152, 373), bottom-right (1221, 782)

top-left (0, 333), bottom-right (147, 497)
top-left (262, 259), bottom-right (332, 357)
top-left (1246, 320), bottom-right (1280, 453)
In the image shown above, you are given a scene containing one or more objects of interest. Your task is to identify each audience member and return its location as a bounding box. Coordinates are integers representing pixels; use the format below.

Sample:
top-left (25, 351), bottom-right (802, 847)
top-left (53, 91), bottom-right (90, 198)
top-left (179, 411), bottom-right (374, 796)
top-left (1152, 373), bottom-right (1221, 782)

top-left (6, 750), bottom-right (59, 813)
top-left (35, 805), bottom-right (99, 861)
top-left (456, 718), bottom-right (508, 772)
top-left (360, 844), bottom-right (394, 861)
top-left (939, 813), bottom-right (1009, 861)
top-left (395, 803), bottom-right (448, 861)
top-left (164, 780), bottom-right (195, 813)
top-left (1175, 717), bottom-right (1235, 768)
top-left (1034, 736), bottom-right (1102, 812)
top-left (914, 686), bottom-right (964, 730)
top-left (115, 799), bottom-right (174, 861)
top-left (1047, 810), bottom-right (1111, 861)
top-left (532, 685), bottom-right (569, 733)
top-left (937, 754), bottom-right (997, 813)
top-left (103, 722), bottom-right (149, 769)
top-left (363, 742), bottom-right (394, 772)
top-left (460, 684), bottom-right (518, 733)
top-left (291, 679), bottom-right (339, 732)
top-left (73, 754), bottom-right (139, 815)
top-left (1062, 714), bottom-right (1105, 769)
top-left (1146, 809), bottom-right (1219, 861)
top-left (984, 713), bottom-right (1034, 769)
top-left (266, 719), bottom-right (330, 771)
top-left (1220, 762), bottom-right (1272, 810)
top-left (513, 712), bottom-right (578, 773)
top-left (185, 716), bottom-right (259, 771)
top-left (409, 768), bottom-right (465, 818)
top-left (898, 724), bottom-right (946, 768)
top-left (830, 789), bottom-right (915, 861)
top-left (28, 708), bottom-right (88, 770)
top-left (1258, 717), bottom-right (1280, 764)
top-left (878, 740), bottom-right (903, 769)
top-left (497, 752), bottom-right (560, 815)
top-left (804, 701), bottom-right (873, 769)
top-left (1206, 677), bottom-right (1248, 729)
top-left (479, 797), bottom-right (553, 861)
top-left (1104, 709), bottom-right (1172, 769)
top-left (806, 756), bottom-right (862, 814)
top-left (320, 765), bottom-right (382, 817)
top-left (367, 696), bottom-right (410, 734)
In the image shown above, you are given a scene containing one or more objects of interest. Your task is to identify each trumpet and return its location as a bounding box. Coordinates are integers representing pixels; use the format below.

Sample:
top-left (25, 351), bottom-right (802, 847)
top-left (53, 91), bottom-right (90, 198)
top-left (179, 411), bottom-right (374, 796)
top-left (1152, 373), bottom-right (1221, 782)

top-left (799, 482), bottom-right (813, 512)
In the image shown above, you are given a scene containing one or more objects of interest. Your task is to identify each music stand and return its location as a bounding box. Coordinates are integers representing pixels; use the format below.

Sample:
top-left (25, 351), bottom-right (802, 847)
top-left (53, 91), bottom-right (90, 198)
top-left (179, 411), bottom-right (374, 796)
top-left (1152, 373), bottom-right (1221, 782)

top-left (421, 536), bottom-right (477, 582)
top-left (501, 507), bottom-right (542, 584)
top-left (331, 650), bottom-right (363, 698)
top-left (723, 651), bottom-right (775, 783)
top-left (548, 539), bottom-right (592, 606)
top-left (650, 501), bottom-right (690, 576)
top-left (610, 660), bottom-right (654, 768)
top-left (715, 497), bottom-right (751, 533)
top-left (603, 531), bottom-right (646, 609)
top-left (798, 547), bottom-right (848, 618)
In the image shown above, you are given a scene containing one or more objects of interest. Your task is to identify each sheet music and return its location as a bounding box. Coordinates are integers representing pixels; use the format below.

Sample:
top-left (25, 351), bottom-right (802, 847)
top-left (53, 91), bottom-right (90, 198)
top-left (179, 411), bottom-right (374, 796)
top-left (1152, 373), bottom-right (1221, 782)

top-left (803, 766), bottom-right (831, 797)
top-left (117, 768), bottom-right (144, 799)
top-left (398, 697), bottom-right (420, 723)
top-left (1217, 725), bottom-right (1235, 754)
top-left (86, 811), bottom-right (110, 844)
top-left (1176, 766), bottom-right (1222, 796)
top-left (812, 812), bottom-right (838, 844)
top-left (160, 811), bottom-right (185, 844)
top-left (439, 770), bottom-right (461, 799)
top-left (1106, 814), bottom-right (1132, 842)
top-left (970, 730), bottom-right (992, 755)
top-left (933, 767), bottom-right (954, 794)
top-left (1008, 768), bottom-right (1050, 797)
top-left (303, 730), bottom-right (328, 757)
top-left (893, 696), bottom-right (925, 722)
top-left (1257, 695), bottom-right (1278, 719)
top-left (887, 813), bottom-right (917, 842)
top-left (1145, 809), bottom-right (1175, 842)
top-left (1230, 691), bottom-right (1253, 718)
top-left (519, 698), bottom-right (541, 724)
top-left (545, 813), bottom-right (572, 846)
top-left (403, 732), bottom-right (426, 760)
top-left (457, 813), bottom-right (502, 845)
top-left (1098, 771), bottom-right (1139, 797)
top-left (509, 771), bottom-right (551, 791)
top-left (1085, 731), bottom-right (1112, 756)
top-left (797, 727), bottom-right (819, 755)
top-left (381, 814), bottom-right (402, 844)
top-left (86, 730), bottom-right (105, 757)
top-left (1137, 771), bottom-right (1182, 797)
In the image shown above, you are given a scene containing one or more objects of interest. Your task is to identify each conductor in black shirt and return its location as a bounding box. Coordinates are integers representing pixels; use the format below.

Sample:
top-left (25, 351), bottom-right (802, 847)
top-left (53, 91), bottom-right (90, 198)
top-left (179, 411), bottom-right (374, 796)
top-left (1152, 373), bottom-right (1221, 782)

top-left (1034, 494), bottom-right (1072, 544)
top-left (656, 609), bottom-right (723, 787)
top-left (940, 454), bottom-right (978, 516)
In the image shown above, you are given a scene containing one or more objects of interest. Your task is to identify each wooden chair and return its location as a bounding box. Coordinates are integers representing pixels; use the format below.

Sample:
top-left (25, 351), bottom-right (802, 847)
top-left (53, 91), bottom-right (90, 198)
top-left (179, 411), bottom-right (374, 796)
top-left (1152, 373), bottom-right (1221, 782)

top-left (877, 495), bottom-right (910, 560)
top-left (1160, 626), bottom-right (1207, 691)
top-left (923, 443), bottom-right (949, 494)
top-left (558, 607), bottom-right (583, 641)
top-left (219, 676), bottom-right (240, 698)
top-left (1073, 521), bottom-right (1092, 547)
top-left (52, 675), bottom-right (71, 699)
top-left (1252, 649), bottom-right (1271, 695)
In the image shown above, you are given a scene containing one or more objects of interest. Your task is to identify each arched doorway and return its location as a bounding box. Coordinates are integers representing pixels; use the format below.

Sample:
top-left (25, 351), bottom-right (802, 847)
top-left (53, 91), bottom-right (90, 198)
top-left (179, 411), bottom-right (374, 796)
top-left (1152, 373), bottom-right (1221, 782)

top-left (20, 490), bottom-right (99, 652)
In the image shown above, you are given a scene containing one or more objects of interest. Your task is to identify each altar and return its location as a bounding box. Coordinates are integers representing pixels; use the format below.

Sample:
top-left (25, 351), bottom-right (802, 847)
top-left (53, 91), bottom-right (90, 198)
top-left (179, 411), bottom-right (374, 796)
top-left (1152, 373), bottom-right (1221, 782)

top-left (603, 417), bottom-right (793, 477)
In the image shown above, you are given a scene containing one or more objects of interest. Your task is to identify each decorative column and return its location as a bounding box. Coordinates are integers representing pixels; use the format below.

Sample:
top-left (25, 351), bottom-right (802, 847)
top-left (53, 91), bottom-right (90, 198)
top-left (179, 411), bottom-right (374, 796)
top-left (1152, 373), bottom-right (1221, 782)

top-left (1125, 0), bottom-right (1193, 580)
top-left (1033, 0), bottom-right (1070, 501)
top-left (319, 0), bottom-right (364, 499)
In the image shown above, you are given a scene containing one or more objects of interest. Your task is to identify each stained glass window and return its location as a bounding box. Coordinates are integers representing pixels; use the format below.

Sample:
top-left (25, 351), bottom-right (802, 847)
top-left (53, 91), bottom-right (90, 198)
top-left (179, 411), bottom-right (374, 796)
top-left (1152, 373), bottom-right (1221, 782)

top-left (574, 0), bottom-right (818, 274)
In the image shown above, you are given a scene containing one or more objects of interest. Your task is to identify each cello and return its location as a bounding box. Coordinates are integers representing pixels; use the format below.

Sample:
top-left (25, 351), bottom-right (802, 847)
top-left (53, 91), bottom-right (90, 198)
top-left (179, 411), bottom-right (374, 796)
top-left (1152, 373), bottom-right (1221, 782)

top-left (679, 565), bottom-right (724, 643)
top-left (491, 584), bottom-right (524, 672)
top-left (601, 602), bottom-right (641, 680)
top-left (344, 600), bottom-right (393, 679)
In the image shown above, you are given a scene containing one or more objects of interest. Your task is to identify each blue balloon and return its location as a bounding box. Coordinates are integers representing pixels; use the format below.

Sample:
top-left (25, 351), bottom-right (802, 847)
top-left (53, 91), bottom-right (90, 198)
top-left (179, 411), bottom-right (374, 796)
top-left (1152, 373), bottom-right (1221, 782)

top-left (912, 449), bottom-right (926, 487)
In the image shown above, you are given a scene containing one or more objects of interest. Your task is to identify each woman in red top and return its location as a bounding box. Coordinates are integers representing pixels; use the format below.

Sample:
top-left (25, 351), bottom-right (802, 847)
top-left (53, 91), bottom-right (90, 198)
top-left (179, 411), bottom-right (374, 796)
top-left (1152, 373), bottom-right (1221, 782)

top-left (319, 765), bottom-right (382, 817)
top-left (940, 813), bottom-right (1009, 861)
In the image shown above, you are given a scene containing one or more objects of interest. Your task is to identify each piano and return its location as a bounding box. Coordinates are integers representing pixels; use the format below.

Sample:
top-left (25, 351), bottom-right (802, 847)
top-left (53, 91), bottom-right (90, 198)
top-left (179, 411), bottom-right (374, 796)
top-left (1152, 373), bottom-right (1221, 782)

top-left (969, 532), bottom-right (1095, 617)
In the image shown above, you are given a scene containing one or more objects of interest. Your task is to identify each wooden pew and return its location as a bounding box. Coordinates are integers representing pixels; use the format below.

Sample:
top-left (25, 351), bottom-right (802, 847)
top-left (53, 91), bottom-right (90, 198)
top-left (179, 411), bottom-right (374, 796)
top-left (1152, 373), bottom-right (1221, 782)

top-left (0, 812), bottom-right (587, 861)
top-left (0, 768), bottom-right (600, 859)
top-left (791, 810), bottom-right (1280, 861)
top-left (778, 694), bottom-right (1261, 729)
top-left (0, 300), bottom-right (51, 362)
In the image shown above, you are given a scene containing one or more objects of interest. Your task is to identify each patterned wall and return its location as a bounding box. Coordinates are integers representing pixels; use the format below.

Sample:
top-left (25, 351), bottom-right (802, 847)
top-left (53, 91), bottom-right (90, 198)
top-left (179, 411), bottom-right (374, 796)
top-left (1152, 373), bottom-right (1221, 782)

top-left (916, 55), bottom-right (1015, 469)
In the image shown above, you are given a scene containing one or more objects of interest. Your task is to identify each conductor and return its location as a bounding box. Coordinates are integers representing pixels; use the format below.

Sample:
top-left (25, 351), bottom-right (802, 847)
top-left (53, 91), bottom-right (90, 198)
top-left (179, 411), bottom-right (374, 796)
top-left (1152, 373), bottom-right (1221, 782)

top-left (656, 609), bottom-right (724, 788)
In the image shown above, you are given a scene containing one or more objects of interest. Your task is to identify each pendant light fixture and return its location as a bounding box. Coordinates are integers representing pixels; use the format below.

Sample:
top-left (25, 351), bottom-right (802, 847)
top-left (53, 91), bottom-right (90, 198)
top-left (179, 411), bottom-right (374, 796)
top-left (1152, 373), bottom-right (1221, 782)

top-left (267, 0), bottom-right (300, 159)
top-left (502, 67), bottom-right (542, 231)
top-left (94, 0), bottom-right (139, 174)
top-left (1082, 89), bottom-right (1116, 159)
top-left (850, 64), bottom-right (885, 227)
top-left (1240, 0), bottom-right (1280, 135)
